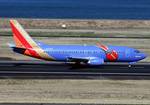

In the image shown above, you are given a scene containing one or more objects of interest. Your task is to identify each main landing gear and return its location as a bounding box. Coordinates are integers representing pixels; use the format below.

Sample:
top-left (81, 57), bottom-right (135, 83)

top-left (128, 64), bottom-right (132, 68)
top-left (128, 62), bottom-right (136, 68)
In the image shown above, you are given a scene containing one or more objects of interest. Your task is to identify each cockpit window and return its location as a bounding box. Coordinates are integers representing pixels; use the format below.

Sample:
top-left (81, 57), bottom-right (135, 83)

top-left (134, 50), bottom-right (140, 53)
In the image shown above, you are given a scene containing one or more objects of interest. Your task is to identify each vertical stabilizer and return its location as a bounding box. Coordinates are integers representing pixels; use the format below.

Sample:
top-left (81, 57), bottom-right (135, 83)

top-left (10, 20), bottom-right (37, 48)
top-left (9, 20), bottom-right (54, 60)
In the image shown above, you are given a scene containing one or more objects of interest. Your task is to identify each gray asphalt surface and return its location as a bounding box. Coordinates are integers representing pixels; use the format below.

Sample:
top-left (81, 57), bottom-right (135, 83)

top-left (0, 104), bottom-right (120, 105)
top-left (0, 60), bottom-right (150, 79)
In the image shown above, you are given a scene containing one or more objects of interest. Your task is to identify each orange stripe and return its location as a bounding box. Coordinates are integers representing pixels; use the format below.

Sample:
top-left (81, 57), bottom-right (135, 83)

top-left (13, 35), bottom-right (24, 48)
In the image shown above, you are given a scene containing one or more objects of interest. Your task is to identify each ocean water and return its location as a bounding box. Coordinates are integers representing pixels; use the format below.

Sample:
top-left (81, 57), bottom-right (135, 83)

top-left (0, 0), bottom-right (150, 19)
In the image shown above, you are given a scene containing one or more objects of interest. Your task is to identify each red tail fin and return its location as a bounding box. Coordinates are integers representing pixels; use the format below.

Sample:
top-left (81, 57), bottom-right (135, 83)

top-left (10, 20), bottom-right (37, 48)
top-left (10, 20), bottom-right (54, 60)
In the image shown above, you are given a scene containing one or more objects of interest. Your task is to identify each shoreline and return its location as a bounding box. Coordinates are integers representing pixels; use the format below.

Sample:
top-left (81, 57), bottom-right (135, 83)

top-left (2, 17), bottom-right (150, 21)
top-left (1, 18), bottom-right (150, 29)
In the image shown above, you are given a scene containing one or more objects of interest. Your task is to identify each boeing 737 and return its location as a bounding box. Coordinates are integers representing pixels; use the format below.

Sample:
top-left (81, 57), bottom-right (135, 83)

top-left (9, 20), bottom-right (147, 66)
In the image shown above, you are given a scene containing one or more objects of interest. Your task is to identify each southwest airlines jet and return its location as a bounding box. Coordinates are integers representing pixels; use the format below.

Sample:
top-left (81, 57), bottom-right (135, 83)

top-left (9, 20), bottom-right (147, 66)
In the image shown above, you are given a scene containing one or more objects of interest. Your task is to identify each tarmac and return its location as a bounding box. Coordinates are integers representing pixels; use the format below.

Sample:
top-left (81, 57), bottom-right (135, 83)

top-left (0, 60), bottom-right (150, 79)
top-left (0, 61), bottom-right (150, 104)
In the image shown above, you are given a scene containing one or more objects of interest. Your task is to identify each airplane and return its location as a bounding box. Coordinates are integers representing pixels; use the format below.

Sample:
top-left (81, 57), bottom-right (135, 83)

top-left (9, 19), bottom-right (147, 66)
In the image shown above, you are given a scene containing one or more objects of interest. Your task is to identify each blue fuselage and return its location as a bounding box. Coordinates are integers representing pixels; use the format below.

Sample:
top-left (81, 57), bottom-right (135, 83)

top-left (9, 19), bottom-right (147, 66)
top-left (37, 42), bottom-right (147, 63)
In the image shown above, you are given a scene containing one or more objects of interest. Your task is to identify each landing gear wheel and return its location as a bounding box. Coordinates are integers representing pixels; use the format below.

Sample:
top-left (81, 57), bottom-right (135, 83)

top-left (128, 65), bottom-right (131, 68)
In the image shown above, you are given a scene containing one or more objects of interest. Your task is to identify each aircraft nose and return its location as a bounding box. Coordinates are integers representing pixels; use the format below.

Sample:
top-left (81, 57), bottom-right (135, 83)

top-left (135, 53), bottom-right (147, 61)
top-left (138, 53), bottom-right (147, 60)
top-left (141, 53), bottom-right (147, 59)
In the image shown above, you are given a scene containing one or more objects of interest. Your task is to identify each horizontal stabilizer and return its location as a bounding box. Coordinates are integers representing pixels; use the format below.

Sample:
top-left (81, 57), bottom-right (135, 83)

top-left (8, 43), bottom-right (26, 54)
top-left (7, 43), bottom-right (16, 48)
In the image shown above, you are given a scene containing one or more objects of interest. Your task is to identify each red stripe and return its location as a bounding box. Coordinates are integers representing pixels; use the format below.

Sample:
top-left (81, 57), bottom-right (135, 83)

top-left (10, 22), bottom-right (41, 58)
top-left (97, 43), bottom-right (118, 61)
top-left (13, 35), bottom-right (24, 48)
top-left (99, 45), bottom-right (108, 51)
top-left (97, 43), bottom-right (108, 51)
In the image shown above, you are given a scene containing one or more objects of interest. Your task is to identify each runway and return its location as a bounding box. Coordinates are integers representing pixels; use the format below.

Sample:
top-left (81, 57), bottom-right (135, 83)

top-left (0, 60), bottom-right (150, 79)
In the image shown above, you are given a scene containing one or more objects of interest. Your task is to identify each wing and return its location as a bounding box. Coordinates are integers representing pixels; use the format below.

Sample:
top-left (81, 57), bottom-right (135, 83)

top-left (67, 57), bottom-right (89, 63)
top-left (67, 56), bottom-right (104, 65)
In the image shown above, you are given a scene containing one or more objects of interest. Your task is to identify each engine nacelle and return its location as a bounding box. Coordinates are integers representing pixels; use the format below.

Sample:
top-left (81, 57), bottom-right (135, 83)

top-left (87, 58), bottom-right (104, 65)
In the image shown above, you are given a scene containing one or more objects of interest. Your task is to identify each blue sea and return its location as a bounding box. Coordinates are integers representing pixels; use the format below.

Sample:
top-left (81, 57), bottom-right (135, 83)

top-left (0, 0), bottom-right (150, 19)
